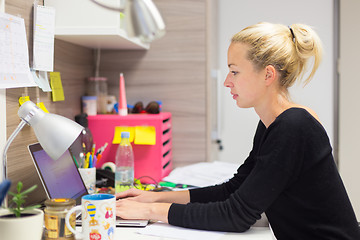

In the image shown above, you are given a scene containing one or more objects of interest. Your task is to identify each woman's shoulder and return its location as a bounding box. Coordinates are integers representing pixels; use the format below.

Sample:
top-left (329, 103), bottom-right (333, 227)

top-left (280, 105), bottom-right (320, 123)
top-left (295, 105), bottom-right (320, 122)
top-left (272, 106), bottom-right (323, 134)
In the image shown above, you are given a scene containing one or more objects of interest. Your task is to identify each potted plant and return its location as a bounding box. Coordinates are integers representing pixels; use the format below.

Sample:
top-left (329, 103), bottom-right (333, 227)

top-left (0, 181), bottom-right (44, 240)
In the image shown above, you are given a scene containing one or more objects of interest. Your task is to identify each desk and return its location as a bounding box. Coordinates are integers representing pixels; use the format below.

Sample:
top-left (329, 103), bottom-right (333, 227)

top-left (75, 222), bottom-right (274, 240)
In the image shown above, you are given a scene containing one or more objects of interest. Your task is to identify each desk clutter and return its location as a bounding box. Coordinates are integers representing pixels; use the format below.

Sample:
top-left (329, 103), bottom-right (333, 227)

top-left (77, 72), bottom-right (173, 185)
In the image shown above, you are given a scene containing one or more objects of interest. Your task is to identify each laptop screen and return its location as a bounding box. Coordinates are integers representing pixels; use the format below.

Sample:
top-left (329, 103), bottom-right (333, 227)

top-left (28, 143), bottom-right (88, 203)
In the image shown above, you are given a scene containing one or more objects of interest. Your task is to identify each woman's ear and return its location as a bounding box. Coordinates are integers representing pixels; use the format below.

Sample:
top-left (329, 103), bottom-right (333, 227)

top-left (264, 65), bottom-right (277, 86)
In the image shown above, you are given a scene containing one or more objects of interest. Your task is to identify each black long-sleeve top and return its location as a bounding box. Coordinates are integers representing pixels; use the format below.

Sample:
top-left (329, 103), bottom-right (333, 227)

top-left (168, 108), bottom-right (360, 239)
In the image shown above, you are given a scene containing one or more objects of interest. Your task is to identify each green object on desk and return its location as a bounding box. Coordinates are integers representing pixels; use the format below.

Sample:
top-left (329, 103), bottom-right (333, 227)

top-left (159, 181), bottom-right (176, 188)
top-left (159, 181), bottom-right (197, 189)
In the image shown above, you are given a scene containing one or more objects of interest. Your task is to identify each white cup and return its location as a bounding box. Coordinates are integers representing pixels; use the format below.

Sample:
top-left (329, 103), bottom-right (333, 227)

top-left (82, 96), bottom-right (97, 116)
top-left (79, 167), bottom-right (96, 194)
top-left (65, 194), bottom-right (116, 240)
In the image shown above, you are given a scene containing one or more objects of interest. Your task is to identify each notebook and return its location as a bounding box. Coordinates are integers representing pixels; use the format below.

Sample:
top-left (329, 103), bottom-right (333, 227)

top-left (28, 143), bottom-right (148, 227)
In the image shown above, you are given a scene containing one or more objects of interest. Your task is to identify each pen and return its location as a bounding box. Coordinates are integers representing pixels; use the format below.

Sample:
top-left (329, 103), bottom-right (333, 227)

top-left (91, 143), bottom-right (96, 158)
top-left (82, 143), bottom-right (86, 154)
top-left (84, 152), bottom-right (90, 168)
top-left (79, 152), bottom-right (85, 168)
top-left (96, 142), bottom-right (108, 155)
top-left (159, 181), bottom-right (197, 189)
top-left (92, 155), bottom-right (97, 168)
top-left (72, 154), bottom-right (79, 168)
top-left (89, 155), bottom-right (93, 168)
top-left (96, 153), bottom-right (102, 166)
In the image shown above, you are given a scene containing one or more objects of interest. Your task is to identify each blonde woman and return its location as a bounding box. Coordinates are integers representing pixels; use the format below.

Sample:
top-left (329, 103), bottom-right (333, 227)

top-left (116, 22), bottom-right (360, 239)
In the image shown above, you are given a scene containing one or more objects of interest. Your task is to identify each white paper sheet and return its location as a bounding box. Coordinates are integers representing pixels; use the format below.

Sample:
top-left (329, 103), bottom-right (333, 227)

top-left (33, 4), bottom-right (55, 72)
top-left (137, 222), bottom-right (226, 240)
top-left (0, 12), bottom-right (36, 89)
top-left (162, 161), bottom-right (238, 187)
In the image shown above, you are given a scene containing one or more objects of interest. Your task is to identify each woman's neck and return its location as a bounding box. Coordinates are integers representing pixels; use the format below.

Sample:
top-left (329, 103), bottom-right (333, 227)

top-left (255, 94), bottom-right (293, 128)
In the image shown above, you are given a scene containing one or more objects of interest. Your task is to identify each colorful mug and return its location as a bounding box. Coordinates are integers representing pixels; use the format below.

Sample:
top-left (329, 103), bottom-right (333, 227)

top-left (65, 194), bottom-right (116, 240)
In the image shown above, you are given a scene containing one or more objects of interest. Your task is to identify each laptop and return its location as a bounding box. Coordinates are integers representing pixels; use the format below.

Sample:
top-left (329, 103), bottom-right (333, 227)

top-left (28, 143), bottom-right (148, 227)
top-left (28, 142), bottom-right (87, 205)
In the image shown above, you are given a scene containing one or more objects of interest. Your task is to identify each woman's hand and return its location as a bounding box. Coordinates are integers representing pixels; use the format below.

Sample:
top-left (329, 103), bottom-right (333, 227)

top-left (116, 198), bottom-right (171, 223)
top-left (115, 188), bottom-right (158, 203)
top-left (116, 188), bottom-right (191, 204)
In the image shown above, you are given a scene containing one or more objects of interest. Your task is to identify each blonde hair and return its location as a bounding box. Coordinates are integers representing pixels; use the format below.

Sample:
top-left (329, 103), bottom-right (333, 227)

top-left (231, 22), bottom-right (323, 93)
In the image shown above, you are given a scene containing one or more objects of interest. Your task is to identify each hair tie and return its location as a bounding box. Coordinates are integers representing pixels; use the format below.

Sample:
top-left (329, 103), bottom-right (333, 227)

top-left (289, 27), bottom-right (295, 42)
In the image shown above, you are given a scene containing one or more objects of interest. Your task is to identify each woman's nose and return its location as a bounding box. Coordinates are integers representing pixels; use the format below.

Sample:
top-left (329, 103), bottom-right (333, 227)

top-left (224, 74), bottom-right (232, 87)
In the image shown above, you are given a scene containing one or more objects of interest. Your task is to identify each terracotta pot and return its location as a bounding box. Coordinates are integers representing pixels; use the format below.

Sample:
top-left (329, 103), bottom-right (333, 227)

top-left (0, 208), bottom-right (44, 240)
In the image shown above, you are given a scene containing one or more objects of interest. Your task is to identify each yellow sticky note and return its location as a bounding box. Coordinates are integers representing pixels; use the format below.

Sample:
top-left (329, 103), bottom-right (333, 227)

top-left (134, 126), bottom-right (156, 145)
top-left (36, 102), bottom-right (49, 113)
top-left (19, 96), bottom-right (30, 106)
top-left (49, 72), bottom-right (65, 101)
top-left (112, 126), bottom-right (135, 144)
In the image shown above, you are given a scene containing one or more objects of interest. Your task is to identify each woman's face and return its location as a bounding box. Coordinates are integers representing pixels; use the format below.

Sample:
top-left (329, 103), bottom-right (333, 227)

top-left (224, 43), bottom-right (267, 109)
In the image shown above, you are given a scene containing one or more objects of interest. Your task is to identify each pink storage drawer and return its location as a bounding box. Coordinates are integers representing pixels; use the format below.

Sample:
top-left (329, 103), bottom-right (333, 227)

top-left (87, 113), bottom-right (172, 183)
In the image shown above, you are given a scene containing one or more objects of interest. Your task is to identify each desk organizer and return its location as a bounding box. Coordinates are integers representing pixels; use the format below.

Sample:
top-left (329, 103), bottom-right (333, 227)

top-left (87, 113), bottom-right (172, 183)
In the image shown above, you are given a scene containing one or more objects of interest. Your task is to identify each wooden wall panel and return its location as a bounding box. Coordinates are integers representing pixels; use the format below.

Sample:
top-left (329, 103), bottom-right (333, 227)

top-left (100, 0), bottom-right (207, 167)
top-left (5, 0), bottom-right (93, 204)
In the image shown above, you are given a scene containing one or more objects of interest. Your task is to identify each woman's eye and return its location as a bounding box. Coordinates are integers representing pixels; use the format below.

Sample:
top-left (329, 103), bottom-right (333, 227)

top-left (231, 71), bottom-right (238, 76)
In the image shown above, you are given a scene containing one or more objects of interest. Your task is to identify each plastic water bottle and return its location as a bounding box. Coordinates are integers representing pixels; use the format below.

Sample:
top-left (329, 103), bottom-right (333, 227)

top-left (115, 131), bottom-right (134, 193)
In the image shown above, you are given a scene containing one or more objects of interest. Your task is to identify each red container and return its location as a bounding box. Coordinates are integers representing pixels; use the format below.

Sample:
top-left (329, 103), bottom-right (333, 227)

top-left (87, 113), bottom-right (172, 183)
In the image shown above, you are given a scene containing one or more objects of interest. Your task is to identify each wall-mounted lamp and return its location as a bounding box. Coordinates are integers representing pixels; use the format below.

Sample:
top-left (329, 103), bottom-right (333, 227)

top-left (1, 101), bottom-right (83, 191)
top-left (89, 0), bottom-right (166, 43)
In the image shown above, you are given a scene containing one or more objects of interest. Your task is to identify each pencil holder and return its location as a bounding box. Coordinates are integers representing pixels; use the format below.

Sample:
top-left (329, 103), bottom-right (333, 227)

top-left (78, 167), bottom-right (96, 194)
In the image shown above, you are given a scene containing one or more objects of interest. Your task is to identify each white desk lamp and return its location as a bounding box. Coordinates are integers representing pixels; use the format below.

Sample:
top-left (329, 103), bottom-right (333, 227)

top-left (89, 0), bottom-right (166, 43)
top-left (1, 101), bottom-right (83, 188)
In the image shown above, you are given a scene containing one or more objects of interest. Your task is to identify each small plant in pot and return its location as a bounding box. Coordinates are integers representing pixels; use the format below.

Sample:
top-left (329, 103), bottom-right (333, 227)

top-left (0, 181), bottom-right (44, 240)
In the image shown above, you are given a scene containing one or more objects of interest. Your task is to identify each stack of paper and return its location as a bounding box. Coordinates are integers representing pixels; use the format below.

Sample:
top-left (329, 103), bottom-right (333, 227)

top-left (162, 161), bottom-right (238, 188)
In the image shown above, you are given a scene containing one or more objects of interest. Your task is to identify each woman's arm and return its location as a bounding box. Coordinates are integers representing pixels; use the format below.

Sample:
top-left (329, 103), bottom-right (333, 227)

top-left (115, 188), bottom-right (190, 221)
top-left (115, 188), bottom-right (190, 204)
top-left (116, 199), bottom-right (172, 222)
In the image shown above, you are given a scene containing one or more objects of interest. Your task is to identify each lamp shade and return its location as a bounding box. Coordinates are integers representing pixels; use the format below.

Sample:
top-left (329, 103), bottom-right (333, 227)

top-left (89, 0), bottom-right (166, 43)
top-left (124, 0), bottom-right (166, 42)
top-left (18, 101), bottom-right (83, 160)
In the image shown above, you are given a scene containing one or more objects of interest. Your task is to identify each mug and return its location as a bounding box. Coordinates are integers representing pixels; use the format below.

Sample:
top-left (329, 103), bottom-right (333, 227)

top-left (65, 194), bottom-right (116, 240)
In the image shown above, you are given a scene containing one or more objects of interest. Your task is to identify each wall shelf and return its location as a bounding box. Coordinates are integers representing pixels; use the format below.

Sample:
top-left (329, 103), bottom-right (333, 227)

top-left (45, 0), bottom-right (149, 50)
top-left (54, 27), bottom-right (149, 50)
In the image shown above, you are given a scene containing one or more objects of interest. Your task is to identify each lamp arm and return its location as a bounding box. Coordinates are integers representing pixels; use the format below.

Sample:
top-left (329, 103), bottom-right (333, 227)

top-left (2, 119), bottom-right (27, 183)
top-left (89, 0), bottom-right (125, 12)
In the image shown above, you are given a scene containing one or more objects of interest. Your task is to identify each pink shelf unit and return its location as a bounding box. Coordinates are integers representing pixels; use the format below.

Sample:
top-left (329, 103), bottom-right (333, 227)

top-left (87, 113), bottom-right (172, 183)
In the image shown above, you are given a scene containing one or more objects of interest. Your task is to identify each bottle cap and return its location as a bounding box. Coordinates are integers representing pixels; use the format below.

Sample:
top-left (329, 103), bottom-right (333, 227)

top-left (121, 131), bottom-right (130, 138)
top-left (45, 198), bottom-right (76, 207)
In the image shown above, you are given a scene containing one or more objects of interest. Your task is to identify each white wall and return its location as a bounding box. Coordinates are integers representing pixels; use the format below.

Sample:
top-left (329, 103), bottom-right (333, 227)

top-left (217, 0), bottom-right (335, 166)
top-left (339, 0), bottom-right (360, 220)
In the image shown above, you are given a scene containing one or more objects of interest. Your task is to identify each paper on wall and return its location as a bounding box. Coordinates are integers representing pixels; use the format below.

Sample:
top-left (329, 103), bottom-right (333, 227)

top-left (31, 70), bottom-right (52, 92)
top-left (33, 4), bottom-right (55, 72)
top-left (49, 72), bottom-right (64, 101)
top-left (0, 12), bottom-right (36, 89)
